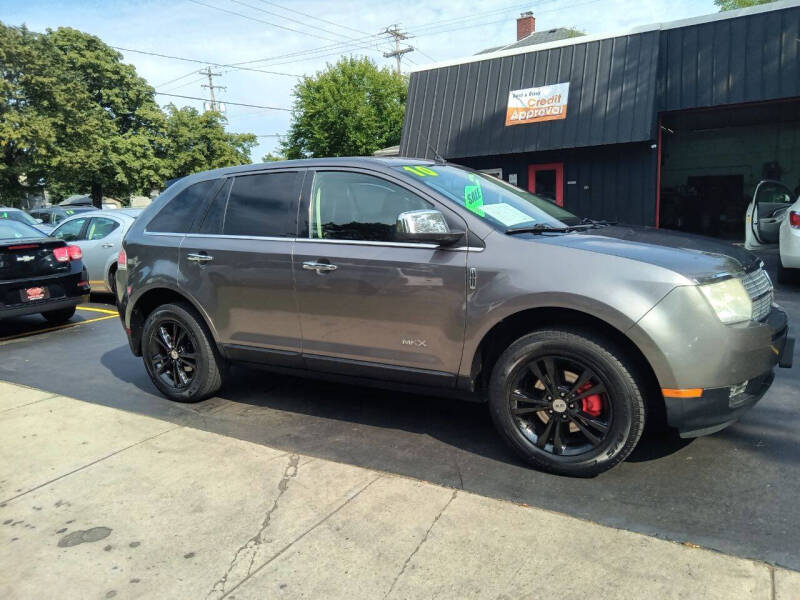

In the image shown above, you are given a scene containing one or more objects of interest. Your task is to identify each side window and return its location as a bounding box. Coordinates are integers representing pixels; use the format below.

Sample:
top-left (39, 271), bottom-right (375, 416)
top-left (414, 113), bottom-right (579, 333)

top-left (224, 172), bottom-right (298, 237)
top-left (52, 217), bottom-right (88, 242)
top-left (197, 179), bottom-right (231, 235)
top-left (147, 180), bottom-right (216, 233)
top-left (308, 171), bottom-right (431, 242)
top-left (86, 217), bottom-right (120, 240)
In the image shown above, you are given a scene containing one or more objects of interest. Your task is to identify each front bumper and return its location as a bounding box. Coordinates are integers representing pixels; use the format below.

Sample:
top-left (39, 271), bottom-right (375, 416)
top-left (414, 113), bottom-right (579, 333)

top-left (665, 371), bottom-right (776, 437)
top-left (664, 315), bottom-right (794, 438)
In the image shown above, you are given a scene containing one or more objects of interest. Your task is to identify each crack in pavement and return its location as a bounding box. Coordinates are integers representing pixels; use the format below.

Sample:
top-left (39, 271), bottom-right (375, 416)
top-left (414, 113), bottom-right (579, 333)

top-left (208, 453), bottom-right (301, 599)
top-left (220, 475), bottom-right (382, 600)
top-left (383, 489), bottom-right (458, 599)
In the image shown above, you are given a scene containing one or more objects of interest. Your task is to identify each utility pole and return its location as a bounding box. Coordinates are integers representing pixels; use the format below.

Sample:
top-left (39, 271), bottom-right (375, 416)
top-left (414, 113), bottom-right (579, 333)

top-left (199, 66), bottom-right (226, 112)
top-left (382, 25), bottom-right (414, 75)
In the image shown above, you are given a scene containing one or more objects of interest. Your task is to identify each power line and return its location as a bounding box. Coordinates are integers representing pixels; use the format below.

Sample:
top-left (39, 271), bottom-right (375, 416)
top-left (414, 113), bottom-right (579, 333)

top-left (255, 0), bottom-right (372, 36)
top-left (154, 92), bottom-right (291, 111)
top-left (111, 46), bottom-right (302, 77)
top-left (227, 0), bottom-right (366, 43)
top-left (187, 0), bottom-right (352, 44)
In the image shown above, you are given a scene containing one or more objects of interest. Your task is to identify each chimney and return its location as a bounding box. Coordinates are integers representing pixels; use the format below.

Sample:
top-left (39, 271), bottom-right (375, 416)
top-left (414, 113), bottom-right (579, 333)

top-left (516, 11), bottom-right (535, 41)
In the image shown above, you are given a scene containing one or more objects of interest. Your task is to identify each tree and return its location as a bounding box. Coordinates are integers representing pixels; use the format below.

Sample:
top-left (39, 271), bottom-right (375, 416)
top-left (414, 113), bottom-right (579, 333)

top-left (280, 57), bottom-right (406, 159)
top-left (714, 0), bottom-right (777, 10)
top-left (163, 105), bottom-right (256, 179)
top-left (261, 152), bottom-right (286, 162)
top-left (1, 22), bottom-right (258, 207)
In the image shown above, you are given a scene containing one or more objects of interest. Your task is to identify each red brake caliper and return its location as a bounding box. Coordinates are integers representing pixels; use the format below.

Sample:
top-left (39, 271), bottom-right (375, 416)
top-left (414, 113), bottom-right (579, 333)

top-left (577, 382), bottom-right (603, 417)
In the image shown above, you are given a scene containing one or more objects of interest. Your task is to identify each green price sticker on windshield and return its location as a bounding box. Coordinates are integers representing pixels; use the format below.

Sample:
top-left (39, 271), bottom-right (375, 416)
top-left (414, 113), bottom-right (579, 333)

top-left (464, 184), bottom-right (484, 216)
top-left (464, 173), bottom-right (484, 216)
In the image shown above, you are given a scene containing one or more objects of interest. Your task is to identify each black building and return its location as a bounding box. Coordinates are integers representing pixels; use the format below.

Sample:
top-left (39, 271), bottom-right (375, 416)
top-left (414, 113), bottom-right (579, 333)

top-left (399, 1), bottom-right (800, 239)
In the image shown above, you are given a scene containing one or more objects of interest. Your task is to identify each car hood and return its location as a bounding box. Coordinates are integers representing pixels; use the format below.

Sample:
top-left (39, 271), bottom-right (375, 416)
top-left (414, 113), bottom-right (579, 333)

top-left (531, 224), bottom-right (760, 282)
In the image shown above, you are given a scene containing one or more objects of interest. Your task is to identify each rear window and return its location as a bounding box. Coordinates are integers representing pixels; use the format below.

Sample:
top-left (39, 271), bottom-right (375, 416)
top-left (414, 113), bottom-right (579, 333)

top-left (147, 180), bottom-right (217, 233)
top-left (0, 220), bottom-right (43, 240)
top-left (223, 172), bottom-right (298, 237)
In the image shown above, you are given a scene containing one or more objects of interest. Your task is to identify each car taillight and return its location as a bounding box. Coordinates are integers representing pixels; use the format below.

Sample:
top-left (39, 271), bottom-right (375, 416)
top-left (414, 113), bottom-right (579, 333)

top-left (67, 245), bottom-right (82, 260)
top-left (118, 248), bottom-right (127, 270)
top-left (53, 246), bottom-right (69, 262)
top-left (790, 211), bottom-right (800, 229)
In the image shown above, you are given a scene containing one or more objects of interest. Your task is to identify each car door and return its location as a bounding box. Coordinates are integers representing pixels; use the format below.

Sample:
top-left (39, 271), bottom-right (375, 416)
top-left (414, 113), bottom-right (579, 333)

top-left (178, 169), bottom-right (304, 367)
top-left (79, 216), bottom-right (122, 289)
top-left (749, 180), bottom-right (795, 245)
top-left (293, 168), bottom-right (468, 386)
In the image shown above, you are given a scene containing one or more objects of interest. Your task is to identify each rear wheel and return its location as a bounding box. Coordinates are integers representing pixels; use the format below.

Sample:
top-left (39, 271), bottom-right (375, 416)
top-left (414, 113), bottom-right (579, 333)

top-left (141, 303), bottom-right (224, 402)
top-left (41, 306), bottom-right (76, 323)
top-left (488, 328), bottom-right (645, 477)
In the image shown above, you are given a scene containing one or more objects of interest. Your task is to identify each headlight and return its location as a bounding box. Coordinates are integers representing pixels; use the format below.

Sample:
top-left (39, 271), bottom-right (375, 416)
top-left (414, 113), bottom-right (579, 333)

top-left (698, 278), bottom-right (752, 324)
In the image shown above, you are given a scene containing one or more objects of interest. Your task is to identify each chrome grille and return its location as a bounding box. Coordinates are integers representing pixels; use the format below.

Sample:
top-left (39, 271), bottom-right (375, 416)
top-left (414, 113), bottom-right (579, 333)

top-left (739, 268), bottom-right (773, 321)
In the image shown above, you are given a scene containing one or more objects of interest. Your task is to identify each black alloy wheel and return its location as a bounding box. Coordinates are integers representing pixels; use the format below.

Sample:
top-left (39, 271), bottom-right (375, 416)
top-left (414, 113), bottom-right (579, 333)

top-left (489, 328), bottom-right (645, 477)
top-left (147, 319), bottom-right (198, 391)
top-left (509, 355), bottom-right (612, 456)
top-left (141, 303), bottom-right (224, 402)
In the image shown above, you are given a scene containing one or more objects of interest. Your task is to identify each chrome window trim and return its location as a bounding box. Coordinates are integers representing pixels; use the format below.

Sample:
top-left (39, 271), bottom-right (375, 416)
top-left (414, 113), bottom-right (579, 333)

top-left (295, 238), bottom-right (439, 249)
top-left (151, 231), bottom-right (482, 251)
top-left (184, 233), bottom-right (293, 242)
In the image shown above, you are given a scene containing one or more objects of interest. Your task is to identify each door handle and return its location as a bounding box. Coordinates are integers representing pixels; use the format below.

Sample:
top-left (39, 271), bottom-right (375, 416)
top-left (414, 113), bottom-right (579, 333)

top-left (187, 253), bottom-right (213, 263)
top-left (302, 261), bottom-right (337, 273)
top-left (101, 243), bottom-right (114, 248)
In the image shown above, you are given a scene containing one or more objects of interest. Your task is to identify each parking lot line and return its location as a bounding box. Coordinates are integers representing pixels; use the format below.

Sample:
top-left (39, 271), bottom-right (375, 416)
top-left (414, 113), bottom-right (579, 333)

top-left (0, 314), bottom-right (116, 343)
top-left (76, 305), bottom-right (118, 315)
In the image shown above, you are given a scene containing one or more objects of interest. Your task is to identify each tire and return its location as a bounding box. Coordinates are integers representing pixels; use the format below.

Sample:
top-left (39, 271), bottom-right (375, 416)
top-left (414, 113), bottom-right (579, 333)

top-left (107, 264), bottom-right (117, 298)
top-left (488, 328), bottom-right (646, 477)
top-left (41, 306), bottom-right (76, 323)
top-left (141, 302), bottom-right (224, 402)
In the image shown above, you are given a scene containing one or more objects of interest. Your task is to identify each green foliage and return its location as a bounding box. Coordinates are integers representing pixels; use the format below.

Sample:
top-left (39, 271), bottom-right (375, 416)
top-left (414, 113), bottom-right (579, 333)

top-left (714, 0), bottom-right (777, 10)
top-left (163, 105), bottom-right (256, 178)
top-left (0, 22), bottom-right (257, 207)
top-left (261, 152), bottom-right (286, 162)
top-left (280, 57), bottom-right (406, 159)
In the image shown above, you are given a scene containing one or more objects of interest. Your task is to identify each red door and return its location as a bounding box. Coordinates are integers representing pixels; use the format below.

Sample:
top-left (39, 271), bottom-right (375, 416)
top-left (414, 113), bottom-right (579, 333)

top-left (528, 163), bottom-right (564, 207)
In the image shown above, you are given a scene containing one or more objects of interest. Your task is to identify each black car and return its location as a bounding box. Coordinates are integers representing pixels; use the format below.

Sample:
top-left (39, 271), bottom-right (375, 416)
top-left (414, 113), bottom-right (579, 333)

top-left (0, 220), bottom-right (90, 323)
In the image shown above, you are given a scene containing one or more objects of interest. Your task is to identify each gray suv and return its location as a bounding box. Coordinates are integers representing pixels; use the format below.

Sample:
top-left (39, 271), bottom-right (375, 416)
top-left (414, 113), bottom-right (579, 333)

top-left (116, 158), bottom-right (794, 476)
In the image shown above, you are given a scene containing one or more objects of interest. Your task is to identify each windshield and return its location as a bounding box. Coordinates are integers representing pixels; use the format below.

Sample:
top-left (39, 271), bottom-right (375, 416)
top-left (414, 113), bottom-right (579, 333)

top-left (1, 209), bottom-right (40, 227)
top-left (0, 220), bottom-right (44, 240)
top-left (393, 164), bottom-right (578, 230)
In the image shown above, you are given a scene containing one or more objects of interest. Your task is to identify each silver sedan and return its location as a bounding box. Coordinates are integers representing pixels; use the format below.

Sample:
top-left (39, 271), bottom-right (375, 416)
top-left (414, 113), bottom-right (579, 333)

top-left (50, 209), bottom-right (142, 294)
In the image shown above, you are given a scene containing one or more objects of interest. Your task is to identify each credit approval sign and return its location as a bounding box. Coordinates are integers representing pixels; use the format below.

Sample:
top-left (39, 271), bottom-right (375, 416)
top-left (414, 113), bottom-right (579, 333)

top-left (505, 82), bottom-right (569, 126)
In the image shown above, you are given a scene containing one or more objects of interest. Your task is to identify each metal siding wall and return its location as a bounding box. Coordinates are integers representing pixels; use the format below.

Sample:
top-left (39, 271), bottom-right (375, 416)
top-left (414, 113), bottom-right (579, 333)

top-left (455, 142), bottom-right (657, 226)
top-left (659, 6), bottom-right (800, 111)
top-left (401, 31), bottom-right (661, 159)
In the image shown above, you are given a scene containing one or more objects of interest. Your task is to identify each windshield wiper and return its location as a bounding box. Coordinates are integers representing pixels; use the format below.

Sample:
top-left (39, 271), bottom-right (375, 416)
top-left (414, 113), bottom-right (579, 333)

top-left (506, 223), bottom-right (594, 235)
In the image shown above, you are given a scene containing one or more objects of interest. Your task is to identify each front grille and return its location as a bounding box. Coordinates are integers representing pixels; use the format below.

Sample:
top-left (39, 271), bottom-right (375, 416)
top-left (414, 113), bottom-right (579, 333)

top-left (739, 268), bottom-right (773, 321)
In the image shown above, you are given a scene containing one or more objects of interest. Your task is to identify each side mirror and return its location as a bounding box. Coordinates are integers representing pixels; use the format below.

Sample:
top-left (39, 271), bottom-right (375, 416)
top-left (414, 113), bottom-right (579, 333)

top-left (396, 209), bottom-right (464, 246)
top-left (35, 218), bottom-right (44, 224)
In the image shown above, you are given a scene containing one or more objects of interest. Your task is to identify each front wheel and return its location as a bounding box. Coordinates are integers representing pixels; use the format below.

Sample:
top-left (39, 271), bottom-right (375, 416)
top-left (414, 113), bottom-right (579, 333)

top-left (141, 303), bottom-right (224, 402)
top-left (488, 328), bottom-right (645, 477)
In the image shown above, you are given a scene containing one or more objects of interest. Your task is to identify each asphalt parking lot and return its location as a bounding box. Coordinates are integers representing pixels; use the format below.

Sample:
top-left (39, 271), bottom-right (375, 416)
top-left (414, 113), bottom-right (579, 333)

top-left (1, 249), bottom-right (799, 571)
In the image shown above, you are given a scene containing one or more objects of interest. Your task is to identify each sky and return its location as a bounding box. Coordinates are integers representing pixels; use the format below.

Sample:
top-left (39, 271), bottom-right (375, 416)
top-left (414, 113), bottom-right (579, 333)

top-left (3, 0), bottom-right (718, 161)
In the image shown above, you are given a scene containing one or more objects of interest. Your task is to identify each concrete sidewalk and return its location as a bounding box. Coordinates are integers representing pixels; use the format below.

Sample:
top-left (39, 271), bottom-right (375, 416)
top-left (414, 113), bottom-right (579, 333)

top-left (0, 380), bottom-right (797, 600)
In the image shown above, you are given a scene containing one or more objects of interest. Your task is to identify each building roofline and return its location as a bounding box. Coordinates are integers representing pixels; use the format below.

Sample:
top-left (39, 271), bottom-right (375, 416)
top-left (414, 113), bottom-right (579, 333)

top-left (408, 0), bottom-right (800, 73)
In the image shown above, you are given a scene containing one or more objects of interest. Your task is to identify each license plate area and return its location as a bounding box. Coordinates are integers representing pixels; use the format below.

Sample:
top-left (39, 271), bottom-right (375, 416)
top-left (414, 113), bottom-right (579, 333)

top-left (21, 286), bottom-right (49, 302)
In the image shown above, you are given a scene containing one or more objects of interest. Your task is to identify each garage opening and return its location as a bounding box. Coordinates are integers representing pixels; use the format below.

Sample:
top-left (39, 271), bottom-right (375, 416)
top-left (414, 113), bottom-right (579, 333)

top-left (658, 98), bottom-right (800, 240)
